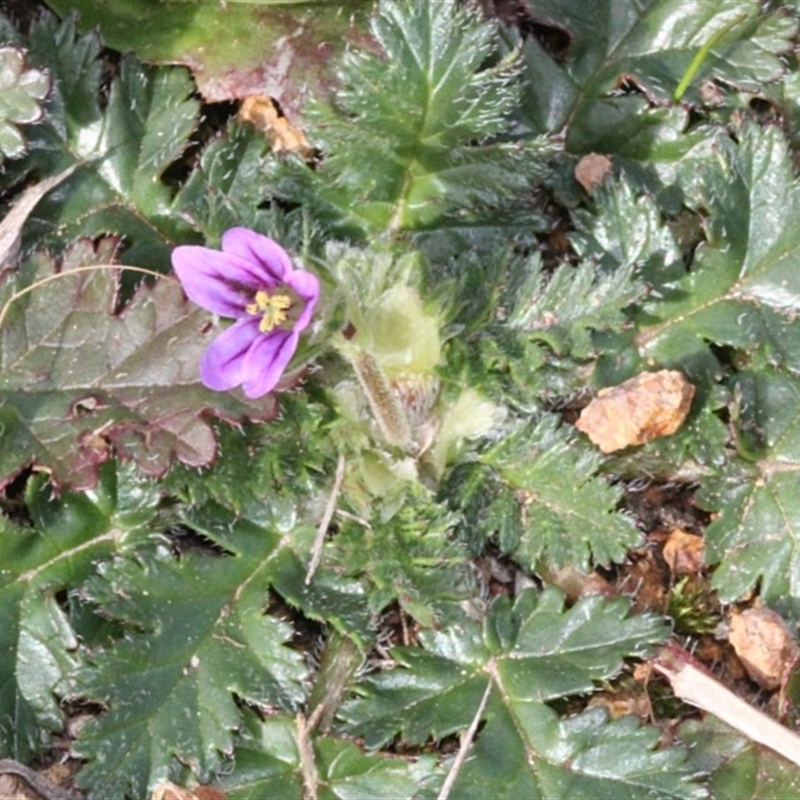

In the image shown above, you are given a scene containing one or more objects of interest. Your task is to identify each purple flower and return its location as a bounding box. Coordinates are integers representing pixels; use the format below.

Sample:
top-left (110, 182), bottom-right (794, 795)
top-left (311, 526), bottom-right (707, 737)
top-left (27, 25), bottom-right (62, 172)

top-left (172, 227), bottom-right (320, 398)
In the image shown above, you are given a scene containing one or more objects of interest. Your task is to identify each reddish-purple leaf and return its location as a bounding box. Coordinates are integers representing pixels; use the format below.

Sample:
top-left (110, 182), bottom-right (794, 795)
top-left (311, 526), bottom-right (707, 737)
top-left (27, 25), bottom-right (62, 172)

top-left (43, 0), bottom-right (374, 119)
top-left (0, 238), bottom-right (280, 490)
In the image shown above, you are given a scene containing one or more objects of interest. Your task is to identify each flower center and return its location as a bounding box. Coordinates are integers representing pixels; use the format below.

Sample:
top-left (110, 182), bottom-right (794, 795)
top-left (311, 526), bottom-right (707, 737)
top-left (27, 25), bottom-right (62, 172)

top-left (246, 289), bottom-right (292, 333)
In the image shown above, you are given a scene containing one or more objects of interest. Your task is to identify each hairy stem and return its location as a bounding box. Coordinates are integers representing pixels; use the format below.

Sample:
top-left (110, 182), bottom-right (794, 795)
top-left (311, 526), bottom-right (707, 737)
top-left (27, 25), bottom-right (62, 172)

top-left (308, 630), bottom-right (363, 733)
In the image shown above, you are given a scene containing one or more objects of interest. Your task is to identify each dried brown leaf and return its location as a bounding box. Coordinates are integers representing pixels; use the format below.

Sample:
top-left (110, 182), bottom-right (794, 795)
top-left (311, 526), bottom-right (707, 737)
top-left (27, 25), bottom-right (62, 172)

top-left (662, 528), bottom-right (705, 575)
top-left (238, 95), bottom-right (313, 158)
top-left (574, 152), bottom-right (613, 193)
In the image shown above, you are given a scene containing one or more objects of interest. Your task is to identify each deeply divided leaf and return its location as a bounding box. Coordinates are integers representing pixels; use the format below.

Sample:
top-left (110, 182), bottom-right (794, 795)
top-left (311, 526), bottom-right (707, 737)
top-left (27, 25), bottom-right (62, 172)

top-left (341, 589), bottom-right (695, 797)
top-left (275, 0), bottom-right (552, 235)
top-left (478, 416), bottom-right (641, 570)
top-left (74, 544), bottom-right (307, 798)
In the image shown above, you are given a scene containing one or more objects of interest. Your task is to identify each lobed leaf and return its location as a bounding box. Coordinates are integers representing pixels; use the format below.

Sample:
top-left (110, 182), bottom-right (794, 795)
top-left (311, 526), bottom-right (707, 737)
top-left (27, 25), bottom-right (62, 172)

top-left (453, 703), bottom-right (706, 800)
top-left (274, 0), bottom-right (552, 236)
top-left (0, 239), bottom-right (278, 491)
top-left (342, 589), bottom-right (666, 744)
top-left (0, 464), bottom-right (157, 760)
top-left (73, 542), bottom-right (307, 799)
top-left (4, 1), bottom-right (800, 795)
top-left (481, 415), bottom-right (641, 570)
top-left (180, 503), bottom-right (375, 646)
top-left (636, 125), bottom-right (800, 381)
top-left (698, 367), bottom-right (800, 603)
top-left (341, 589), bottom-right (697, 797)
top-left (516, 0), bottom-right (795, 154)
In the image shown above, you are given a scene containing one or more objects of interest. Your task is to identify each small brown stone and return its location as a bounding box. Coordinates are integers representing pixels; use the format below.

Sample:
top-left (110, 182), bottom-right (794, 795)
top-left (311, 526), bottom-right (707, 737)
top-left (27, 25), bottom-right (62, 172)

top-left (728, 607), bottom-right (800, 690)
top-left (575, 370), bottom-right (695, 453)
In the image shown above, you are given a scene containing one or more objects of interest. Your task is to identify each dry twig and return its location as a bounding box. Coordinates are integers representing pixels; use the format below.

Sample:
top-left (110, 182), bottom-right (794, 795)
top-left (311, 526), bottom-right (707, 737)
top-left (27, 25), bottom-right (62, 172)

top-left (437, 673), bottom-right (493, 800)
top-left (653, 643), bottom-right (800, 766)
top-left (305, 453), bottom-right (346, 584)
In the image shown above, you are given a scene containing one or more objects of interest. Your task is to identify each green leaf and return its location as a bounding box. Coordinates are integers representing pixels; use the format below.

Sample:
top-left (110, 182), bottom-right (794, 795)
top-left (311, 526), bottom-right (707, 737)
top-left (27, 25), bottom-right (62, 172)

top-left (44, 0), bottom-right (372, 118)
top-left (0, 46), bottom-right (49, 160)
top-left (341, 589), bottom-right (697, 797)
top-left (342, 589), bottom-right (665, 745)
top-left (164, 396), bottom-right (334, 522)
top-left (268, 547), bottom-right (375, 647)
top-left (637, 124), bottom-right (800, 381)
top-left (73, 542), bottom-right (307, 799)
top-left (516, 0), bottom-right (795, 153)
top-left (170, 124), bottom-right (273, 240)
top-left (697, 367), bottom-right (800, 603)
top-left (776, 63), bottom-right (800, 149)
top-left (275, 0), bottom-right (552, 235)
top-left (455, 704), bottom-right (706, 800)
top-left (18, 15), bottom-right (198, 267)
top-left (219, 710), bottom-right (440, 800)
top-left (180, 504), bottom-right (375, 646)
top-left (480, 416), bottom-right (641, 570)
top-left (679, 717), bottom-right (800, 800)
top-left (0, 239), bottom-right (279, 491)
top-left (437, 232), bottom-right (647, 415)
top-left (506, 254), bottom-right (645, 359)
top-left (443, 461), bottom-right (523, 555)
top-left (570, 180), bottom-right (684, 287)
top-left (325, 489), bottom-right (476, 627)
top-left (0, 464), bottom-right (154, 760)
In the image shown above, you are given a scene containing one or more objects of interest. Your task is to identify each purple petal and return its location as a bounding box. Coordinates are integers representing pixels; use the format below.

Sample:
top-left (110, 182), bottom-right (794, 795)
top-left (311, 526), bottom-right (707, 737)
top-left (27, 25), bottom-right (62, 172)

top-left (199, 318), bottom-right (261, 391)
top-left (240, 330), bottom-right (299, 398)
top-left (222, 228), bottom-right (292, 284)
top-left (287, 270), bottom-right (320, 302)
top-left (173, 246), bottom-right (270, 317)
top-left (287, 270), bottom-right (320, 332)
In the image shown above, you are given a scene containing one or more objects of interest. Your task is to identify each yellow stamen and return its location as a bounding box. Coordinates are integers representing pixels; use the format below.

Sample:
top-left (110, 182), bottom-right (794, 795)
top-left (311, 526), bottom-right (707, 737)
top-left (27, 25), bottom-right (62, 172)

top-left (246, 289), bottom-right (292, 333)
